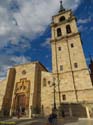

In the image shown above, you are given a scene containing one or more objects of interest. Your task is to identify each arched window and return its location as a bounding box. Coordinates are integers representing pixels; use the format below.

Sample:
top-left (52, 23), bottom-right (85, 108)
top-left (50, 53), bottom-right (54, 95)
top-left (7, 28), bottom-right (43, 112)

top-left (58, 47), bottom-right (61, 51)
top-left (48, 81), bottom-right (51, 85)
top-left (43, 78), bottom-right (46, 87)
top-left (59, 16), bottom-right (65, 22)
top-left (74, 63), bottom-right (78, 68)
top-left (71, 43), bottom-right (74, 48)
top-left (57, 28), bottom-right (62, 37)
top-left (62, 94), bottom-right (66, 100)
top-left (66, 25), bottom-right (72, 34)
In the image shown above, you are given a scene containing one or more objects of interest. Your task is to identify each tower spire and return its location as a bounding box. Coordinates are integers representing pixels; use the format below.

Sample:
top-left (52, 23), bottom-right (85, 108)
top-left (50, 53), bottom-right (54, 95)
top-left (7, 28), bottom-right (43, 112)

top-left (59, 0), bottom-right (65, 13)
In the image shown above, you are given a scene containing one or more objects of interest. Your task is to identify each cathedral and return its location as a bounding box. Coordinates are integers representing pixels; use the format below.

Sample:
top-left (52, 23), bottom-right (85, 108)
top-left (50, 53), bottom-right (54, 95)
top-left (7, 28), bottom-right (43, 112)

top-left (0, 1), bottom-right (93, 118)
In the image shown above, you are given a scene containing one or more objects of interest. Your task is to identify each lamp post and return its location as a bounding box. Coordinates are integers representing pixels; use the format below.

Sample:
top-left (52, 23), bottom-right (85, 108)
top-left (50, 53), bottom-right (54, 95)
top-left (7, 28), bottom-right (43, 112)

top-left (52, 77), bottom-right (57, 112)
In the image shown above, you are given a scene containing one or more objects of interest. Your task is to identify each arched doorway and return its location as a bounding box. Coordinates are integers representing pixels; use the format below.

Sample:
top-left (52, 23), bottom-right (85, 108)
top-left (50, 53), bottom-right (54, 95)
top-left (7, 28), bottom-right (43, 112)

top-left (12, 78), bottom-right (30, 117)
top-left (16, 94), bottom-right (26, 115)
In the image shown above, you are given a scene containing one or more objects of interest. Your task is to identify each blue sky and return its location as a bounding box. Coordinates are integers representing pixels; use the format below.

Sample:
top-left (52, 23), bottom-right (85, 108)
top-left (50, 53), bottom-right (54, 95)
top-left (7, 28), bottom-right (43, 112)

top-left (0, 0), bottom-right (93, 80)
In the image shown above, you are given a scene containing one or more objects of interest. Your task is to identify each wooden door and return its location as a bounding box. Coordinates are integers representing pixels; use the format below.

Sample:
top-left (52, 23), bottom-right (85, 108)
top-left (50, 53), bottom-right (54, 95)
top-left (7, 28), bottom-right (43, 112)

top-left (17, 94), bottom-right (26, 115)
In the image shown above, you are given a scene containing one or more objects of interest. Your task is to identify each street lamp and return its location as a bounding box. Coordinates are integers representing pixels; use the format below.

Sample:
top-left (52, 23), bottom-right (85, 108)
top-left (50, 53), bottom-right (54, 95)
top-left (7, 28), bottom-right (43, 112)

top-left (52, 77), bottom-right (57, 112)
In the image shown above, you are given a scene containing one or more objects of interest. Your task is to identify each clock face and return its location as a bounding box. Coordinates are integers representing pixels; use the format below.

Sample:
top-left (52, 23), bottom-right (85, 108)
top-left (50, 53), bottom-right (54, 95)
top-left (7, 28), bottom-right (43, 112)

top-left (22, 70), bottom-right (26, 75)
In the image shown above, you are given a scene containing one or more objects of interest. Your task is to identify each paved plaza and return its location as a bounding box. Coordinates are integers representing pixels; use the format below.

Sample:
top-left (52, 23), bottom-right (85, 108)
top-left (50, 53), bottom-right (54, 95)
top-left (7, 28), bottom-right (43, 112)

top-left (21, 119), bottom-right (93, 125)
top-left (16, 119), bottom-right (93, 125)
top-left (1, 118), bottom-right (93, 125)
top-left (64, 120), bottom-right (93, 125)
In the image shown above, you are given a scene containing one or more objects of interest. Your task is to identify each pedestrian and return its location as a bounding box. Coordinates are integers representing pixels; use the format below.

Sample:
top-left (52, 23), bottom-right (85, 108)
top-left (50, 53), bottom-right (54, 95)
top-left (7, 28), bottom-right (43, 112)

top-left (48, 113), bottom-right (57, 125)
top-left (48, 114), bottom-right (53, 125)
top-left (52, 113), bottom-right (57, 125)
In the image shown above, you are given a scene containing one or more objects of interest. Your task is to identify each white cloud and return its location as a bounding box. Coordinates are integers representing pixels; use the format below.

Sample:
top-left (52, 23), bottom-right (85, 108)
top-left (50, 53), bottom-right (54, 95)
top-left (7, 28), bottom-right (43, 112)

top-left (78, 25), bottom-right (84, 32)
top-left (64, 0), bottom-right (81, 10)
top-left (78, 25), bottom-right (88, 32)
top-left (0, 0), bottom-right (81, 80)
top-left (41, 38), bottom-right (50, 48)
top-left (78, 17), bottom-right (91, 24)
top-left (0, 7), bottom-right (11, 35)
top-left (0, 55), bottom-right (31, 80)
top-left (0, 0), bottom-right (81, 47)
top-left (11, 56), bottom-right (30, 64)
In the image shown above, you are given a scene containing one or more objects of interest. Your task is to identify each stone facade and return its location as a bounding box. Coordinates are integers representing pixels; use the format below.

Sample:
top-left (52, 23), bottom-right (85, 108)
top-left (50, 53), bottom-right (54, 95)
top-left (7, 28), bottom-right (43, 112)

top-left (0, 4), bottom-right (93, 118)
top-left (0, 62), bottom-right (48, 118)
top-left (0, 79), bottom-right (7, 116)
top-left (49, 8), bottom-right (93, 117)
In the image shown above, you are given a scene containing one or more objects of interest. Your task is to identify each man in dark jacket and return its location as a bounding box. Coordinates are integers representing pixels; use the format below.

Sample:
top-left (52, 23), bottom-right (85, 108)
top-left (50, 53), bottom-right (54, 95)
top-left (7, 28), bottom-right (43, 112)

top-left (48, 113), bottom-right (57, 125)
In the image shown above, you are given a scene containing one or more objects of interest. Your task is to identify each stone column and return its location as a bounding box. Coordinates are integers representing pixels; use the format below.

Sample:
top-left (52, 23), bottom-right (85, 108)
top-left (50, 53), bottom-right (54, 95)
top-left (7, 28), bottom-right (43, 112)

top-left (29, 93), bottom-right (32, 118)
top-left (10, 108), bottom-right (12, 117)
top-left (86, 106), bottom-right (90, 119)
top-left (29, 106), bottom-right (32, 118)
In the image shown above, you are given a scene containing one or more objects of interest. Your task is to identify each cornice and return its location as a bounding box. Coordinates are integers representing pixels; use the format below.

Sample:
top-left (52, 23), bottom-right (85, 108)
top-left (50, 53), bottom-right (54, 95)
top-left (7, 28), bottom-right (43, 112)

top-left (51, 16), bottom-right (76, 28)
top-left (50, 32), bottom-right (80, 43)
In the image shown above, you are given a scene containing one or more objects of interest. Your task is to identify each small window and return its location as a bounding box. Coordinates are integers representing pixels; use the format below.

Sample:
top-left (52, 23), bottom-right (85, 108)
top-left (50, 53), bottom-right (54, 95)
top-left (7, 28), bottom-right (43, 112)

top-left (48, 81), bottom-right (51, 85)
top-left (59, 16), bottom-right (65, 22)
top-left (43, 78), bottom-right (46, 87)
top-left (58, 47), bottom-right (61, 51)
top-left (71, 43), bottom-right (74, 48)
top-left (74, 63), bottom-right (78, 68)
top-left (60, 65), bottom-right (63, 71)
top-left (66, 25), bottom-right (72, 34)
top-left (57, 28), bottom-right (62, 37)
top-left (62, 95), bottom-right (66, 100)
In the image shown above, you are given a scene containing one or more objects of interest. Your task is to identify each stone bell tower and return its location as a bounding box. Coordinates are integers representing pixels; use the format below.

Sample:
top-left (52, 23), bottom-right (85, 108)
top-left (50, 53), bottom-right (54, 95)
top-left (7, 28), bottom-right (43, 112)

top-left (50, 1), bottom-right (93, 117)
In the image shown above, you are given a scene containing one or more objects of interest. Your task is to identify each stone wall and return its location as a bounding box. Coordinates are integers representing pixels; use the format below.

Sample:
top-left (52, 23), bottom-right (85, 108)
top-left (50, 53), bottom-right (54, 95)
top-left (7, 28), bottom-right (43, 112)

top-left (0, 79), bottom-right (7, 116)
top-left (41, 71), bottom-right (53, 116)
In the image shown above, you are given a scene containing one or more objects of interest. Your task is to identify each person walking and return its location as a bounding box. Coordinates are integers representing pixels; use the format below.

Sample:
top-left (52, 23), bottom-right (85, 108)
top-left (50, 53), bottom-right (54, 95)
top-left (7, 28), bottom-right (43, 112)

top-left (52, 113), bottom-right (57, 125)
top-left (48, 114), bottom-right (53, 125)
top-left (48, 113), bottom-right (57, 125)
